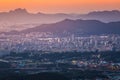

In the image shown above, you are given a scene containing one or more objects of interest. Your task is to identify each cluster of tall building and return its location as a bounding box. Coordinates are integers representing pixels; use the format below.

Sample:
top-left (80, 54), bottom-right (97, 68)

top-left (0, 32), bottom-right (120, 52)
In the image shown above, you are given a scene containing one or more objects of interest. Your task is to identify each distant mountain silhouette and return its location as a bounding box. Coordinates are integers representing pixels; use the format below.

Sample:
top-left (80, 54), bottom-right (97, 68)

top-left (9, 8), bottom-right (28, 14)
top-left (0, 9), bottom-right (120, 33)
top-left (0, 8), bottom-right (74, 25)
top-left (3, 19), bottom-right (119, 36)
top-left (0, 8), bottom-right (77, 32)
top-left (81, 10), bottom-right (120, 22)
top-left (0, 9), bottom-right (120, 25)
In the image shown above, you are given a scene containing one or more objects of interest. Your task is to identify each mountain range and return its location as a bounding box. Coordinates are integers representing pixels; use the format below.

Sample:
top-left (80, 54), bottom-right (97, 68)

top-left (80, 10), bottom-right (120, 22)
top-left (3, 19), bottom-right (120, 36)
top-left (0, 8), bottom-right (120, 24)
top-left (0, 8), bottom-right (120, 35)
top-left (0, 8), bottom-right (74, 25)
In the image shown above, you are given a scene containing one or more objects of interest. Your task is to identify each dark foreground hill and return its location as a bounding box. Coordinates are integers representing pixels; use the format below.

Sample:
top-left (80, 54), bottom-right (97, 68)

top-left (1, 72), bottom-right (70, 80)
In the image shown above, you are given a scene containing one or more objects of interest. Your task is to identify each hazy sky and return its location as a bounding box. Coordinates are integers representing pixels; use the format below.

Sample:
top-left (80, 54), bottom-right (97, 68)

top-left (0, 0), bottom-right (120, 13)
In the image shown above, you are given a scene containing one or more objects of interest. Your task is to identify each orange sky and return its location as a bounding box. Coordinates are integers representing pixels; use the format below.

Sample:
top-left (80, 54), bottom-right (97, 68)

top-left (0, 0), bottom-right (120, 13)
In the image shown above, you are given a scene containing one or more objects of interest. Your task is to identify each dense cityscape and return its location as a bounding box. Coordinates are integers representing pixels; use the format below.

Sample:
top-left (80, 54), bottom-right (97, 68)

top-left (0, 32), bottom-right (120, 80)
top-left (0, 32), bottom-right (120, 53)
top-left (0, 0), bottom-right (120, 80)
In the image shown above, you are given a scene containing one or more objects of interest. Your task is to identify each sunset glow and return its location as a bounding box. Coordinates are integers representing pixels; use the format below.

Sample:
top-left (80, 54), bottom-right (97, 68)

top-left (0, 0), bottom-right (120, 13)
